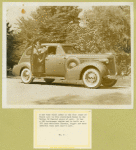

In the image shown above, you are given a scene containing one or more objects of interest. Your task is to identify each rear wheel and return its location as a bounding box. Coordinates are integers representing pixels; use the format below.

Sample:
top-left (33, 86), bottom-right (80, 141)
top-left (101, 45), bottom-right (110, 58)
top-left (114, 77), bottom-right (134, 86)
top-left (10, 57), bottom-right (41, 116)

top-left (82, 68), bottom-right (102, 89)
top-left (44, 79), bottom-right (55, 84)
top-left (21, 68), bottom-right (34, 84)
top-left (102, 78), bottom-right (117, 87)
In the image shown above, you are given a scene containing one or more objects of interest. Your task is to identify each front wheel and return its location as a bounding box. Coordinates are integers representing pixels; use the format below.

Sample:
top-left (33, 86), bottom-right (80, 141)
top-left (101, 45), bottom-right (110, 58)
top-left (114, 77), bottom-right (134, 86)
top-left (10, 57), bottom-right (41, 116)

top-left (21, 68), bottom-right (34, 84)
top-left (102, 78), bottom-right (117, 87)
top-left (82, 68), bottom-right (102, 89)
top-left (44, 79), bottom-right (55, 84)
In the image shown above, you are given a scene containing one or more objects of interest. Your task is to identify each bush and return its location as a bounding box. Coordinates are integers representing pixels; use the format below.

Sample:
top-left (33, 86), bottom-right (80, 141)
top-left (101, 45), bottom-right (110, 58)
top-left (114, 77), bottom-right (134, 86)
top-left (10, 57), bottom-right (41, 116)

top-left (115, 53), bottom-right (131, 75)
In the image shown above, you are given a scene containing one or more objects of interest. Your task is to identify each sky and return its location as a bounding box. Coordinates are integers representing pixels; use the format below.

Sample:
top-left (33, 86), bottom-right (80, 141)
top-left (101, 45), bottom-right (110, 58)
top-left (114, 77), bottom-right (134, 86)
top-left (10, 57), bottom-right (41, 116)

top-left (7, 6), bottom-right (38, 30)
top-left (6, 3), bottom-right (92, 30)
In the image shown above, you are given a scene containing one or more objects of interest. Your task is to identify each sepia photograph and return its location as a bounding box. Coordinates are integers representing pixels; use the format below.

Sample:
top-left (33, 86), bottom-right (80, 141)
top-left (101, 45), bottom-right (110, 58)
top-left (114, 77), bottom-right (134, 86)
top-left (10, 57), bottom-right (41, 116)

top-left (2, 2), bottom-right (134, 108)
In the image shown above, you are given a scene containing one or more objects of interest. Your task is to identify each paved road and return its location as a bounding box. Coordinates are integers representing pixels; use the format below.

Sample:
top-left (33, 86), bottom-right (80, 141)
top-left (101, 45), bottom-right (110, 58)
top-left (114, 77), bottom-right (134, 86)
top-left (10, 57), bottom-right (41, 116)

top-left (6, 76), bottom-right (132, 106)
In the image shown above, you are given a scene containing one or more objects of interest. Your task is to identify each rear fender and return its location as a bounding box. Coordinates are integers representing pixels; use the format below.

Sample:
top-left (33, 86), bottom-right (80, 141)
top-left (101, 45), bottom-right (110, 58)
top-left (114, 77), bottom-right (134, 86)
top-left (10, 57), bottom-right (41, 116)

top-left (65, 61), bottom-right (108, 80)
top-left (12, 62), bottom-right (30, 76)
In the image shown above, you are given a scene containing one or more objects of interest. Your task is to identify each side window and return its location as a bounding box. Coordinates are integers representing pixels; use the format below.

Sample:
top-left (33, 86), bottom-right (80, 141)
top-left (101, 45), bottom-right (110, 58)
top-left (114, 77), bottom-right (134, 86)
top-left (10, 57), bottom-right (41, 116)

top-left (26, 47), bottom-right (32, 55)
top-left (47, 46), bottom-right (57, 55)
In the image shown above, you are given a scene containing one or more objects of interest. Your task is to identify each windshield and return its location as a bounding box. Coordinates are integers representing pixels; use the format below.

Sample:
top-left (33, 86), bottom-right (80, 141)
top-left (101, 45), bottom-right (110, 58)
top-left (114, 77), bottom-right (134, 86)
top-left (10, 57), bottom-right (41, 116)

top-left (62, 46), bottom-right (81, 54)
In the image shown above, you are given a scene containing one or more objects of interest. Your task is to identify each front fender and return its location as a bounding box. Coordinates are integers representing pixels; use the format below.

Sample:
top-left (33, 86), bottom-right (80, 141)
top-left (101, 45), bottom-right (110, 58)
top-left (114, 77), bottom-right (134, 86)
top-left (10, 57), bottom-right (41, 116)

top-left (65, 61), bottom-right (108, 80)
top-left (12, 62), bottom-right (31, 76)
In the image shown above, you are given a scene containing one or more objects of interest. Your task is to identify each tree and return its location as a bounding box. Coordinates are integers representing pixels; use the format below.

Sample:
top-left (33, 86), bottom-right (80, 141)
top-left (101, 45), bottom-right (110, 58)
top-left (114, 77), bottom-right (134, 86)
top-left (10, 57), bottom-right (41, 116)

top-left (81, 6), bottom-right (131, 54)
top-left (7, 22), bottom-right (17, 68)
top-left (16, 6), bottom-right (82, 55)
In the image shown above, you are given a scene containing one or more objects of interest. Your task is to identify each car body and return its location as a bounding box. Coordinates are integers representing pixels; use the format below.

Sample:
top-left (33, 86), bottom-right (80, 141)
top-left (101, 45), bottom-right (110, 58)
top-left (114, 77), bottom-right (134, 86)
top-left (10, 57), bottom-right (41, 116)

top-left (12, 43), bottom-right (118, 88)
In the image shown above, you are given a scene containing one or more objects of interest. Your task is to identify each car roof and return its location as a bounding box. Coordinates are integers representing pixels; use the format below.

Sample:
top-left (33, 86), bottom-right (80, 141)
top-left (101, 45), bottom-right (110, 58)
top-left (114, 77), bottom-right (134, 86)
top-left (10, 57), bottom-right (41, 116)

top-left (41, 43), bottom-right (75, 46)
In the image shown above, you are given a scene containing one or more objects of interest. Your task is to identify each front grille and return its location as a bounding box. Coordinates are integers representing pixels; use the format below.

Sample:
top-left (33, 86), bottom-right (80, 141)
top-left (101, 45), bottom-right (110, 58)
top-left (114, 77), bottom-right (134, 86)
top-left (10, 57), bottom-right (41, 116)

top-left (107, 57), bottom-right (116, 75)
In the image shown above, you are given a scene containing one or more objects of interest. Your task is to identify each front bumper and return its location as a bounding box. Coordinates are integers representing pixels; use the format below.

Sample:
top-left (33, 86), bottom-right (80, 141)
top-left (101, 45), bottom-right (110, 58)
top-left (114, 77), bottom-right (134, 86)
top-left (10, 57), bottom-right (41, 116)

top-left (104, 72), bottom-right (118, 80)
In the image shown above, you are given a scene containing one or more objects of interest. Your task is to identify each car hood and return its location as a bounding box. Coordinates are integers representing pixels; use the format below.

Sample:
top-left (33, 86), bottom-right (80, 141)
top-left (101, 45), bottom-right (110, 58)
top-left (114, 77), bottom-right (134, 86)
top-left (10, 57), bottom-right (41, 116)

top-left (65, 53), bottom-right (114, 61)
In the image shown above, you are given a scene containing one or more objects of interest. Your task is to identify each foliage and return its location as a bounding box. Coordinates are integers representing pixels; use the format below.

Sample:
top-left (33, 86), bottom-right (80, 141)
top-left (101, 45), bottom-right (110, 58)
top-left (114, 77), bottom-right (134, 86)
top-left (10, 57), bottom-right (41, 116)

top-left (115, 53), bottom-right (131, 75)
top-left (7, 22), bottom-right (17, 68)
top-left (81, 6), bottom-right (130, 54)
top-left (15, 6), bottom-right (82, 54)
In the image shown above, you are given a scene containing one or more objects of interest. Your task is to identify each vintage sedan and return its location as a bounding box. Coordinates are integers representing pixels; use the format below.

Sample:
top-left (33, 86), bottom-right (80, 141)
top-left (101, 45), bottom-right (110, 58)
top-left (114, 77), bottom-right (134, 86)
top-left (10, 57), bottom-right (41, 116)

top-left (12, 43), bottom-right (118, 89)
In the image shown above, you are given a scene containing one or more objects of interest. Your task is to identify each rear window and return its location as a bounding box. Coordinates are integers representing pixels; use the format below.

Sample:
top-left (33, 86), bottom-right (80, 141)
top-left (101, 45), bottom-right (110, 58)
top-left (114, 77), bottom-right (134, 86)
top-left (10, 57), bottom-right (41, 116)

top-left (62, 46), bottom-right (81, 54)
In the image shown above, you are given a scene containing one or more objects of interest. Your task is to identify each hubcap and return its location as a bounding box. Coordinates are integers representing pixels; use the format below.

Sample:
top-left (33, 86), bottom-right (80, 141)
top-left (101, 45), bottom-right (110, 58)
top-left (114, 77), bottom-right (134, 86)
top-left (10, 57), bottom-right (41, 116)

top-left (22, 70), bottom-right (31, 82)
top-left (85, 72), bottom-right (97, 83)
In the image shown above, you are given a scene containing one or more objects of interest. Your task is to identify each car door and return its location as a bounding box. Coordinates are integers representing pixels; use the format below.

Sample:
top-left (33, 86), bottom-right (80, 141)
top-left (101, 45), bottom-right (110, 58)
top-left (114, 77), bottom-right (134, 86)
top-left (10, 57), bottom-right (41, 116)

top-left (45, 46), bottom-right (66, 77)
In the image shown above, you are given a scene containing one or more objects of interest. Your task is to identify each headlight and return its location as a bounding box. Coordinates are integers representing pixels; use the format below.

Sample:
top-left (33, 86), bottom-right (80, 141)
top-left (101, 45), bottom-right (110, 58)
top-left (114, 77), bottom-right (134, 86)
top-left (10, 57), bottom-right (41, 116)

top-left (105, 59), bottom-right (109, 64)
top-left (101, 59), bottom-right (109, 64)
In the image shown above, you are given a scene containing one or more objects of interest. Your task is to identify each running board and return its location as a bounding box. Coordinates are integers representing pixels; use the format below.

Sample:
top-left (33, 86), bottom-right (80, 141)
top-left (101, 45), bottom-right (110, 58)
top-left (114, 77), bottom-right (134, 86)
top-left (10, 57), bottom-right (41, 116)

top-left (34, 75), bottom-right (65, 80)
top-left (44, 76), bottom-right (65, 80)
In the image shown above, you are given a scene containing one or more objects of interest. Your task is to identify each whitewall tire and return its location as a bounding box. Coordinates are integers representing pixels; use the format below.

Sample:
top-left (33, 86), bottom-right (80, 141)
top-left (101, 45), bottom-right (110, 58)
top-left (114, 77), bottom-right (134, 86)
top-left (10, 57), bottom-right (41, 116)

top-left (21, 68), bottom-right (34, 84)
top-left (82, 68), bottom-right (102, 89)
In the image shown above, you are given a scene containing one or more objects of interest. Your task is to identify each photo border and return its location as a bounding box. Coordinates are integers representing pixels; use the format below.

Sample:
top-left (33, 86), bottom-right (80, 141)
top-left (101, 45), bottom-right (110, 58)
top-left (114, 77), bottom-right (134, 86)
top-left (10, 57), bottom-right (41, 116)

top-left (2, 2), bottom-right (134, 109)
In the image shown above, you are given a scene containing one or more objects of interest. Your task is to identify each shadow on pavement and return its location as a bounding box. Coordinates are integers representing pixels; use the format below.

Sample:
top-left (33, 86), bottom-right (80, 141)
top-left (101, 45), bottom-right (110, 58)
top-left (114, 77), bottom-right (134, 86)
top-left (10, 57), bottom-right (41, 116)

top-left (33, 92), bottom-right (131, 105)
top-left (31, 81), bottom-right (85, 88)
top-left (30, 81), bottom-right (127, 89)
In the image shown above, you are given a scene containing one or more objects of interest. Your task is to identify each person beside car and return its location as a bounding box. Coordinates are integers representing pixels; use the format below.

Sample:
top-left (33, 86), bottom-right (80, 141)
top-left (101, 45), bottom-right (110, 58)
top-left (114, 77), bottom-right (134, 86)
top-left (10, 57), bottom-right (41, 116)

top-left (31, 40), bottom-right (48, 76)
top-left (37, 46), bottom-right (48, 75)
